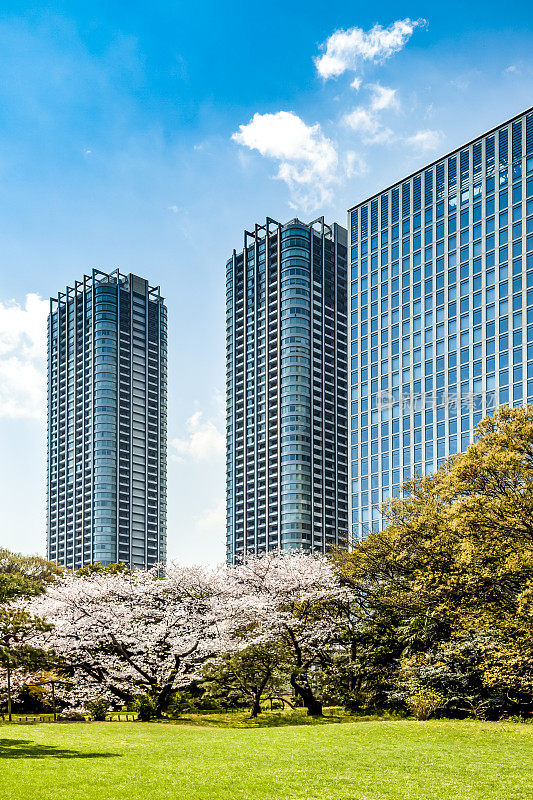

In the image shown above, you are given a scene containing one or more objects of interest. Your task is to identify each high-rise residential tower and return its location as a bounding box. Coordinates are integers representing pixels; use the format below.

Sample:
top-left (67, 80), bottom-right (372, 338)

top-left (348, 107), bottom-right (533, 541)
top-left (226, 217), bottom-right (349, 563)
top-left (47, 269), bottom-right (167, 569)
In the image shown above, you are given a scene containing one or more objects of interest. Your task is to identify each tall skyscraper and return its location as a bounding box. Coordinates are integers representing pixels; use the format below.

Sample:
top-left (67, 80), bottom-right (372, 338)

top-left (47, 269), bottom-right (167, 569)
top-left (348, 107), bottom-right (533, 541)
top-left (226, 217), bottom-right (349, 563)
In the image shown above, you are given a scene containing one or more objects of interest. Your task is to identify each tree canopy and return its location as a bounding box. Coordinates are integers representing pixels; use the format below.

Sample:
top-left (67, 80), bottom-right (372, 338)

top-left (1, 407), bottom-right (532, 721)
top-left (0, 550), bottom-right (62, 604)
top-left (335, 405), bottom-right (533, 718)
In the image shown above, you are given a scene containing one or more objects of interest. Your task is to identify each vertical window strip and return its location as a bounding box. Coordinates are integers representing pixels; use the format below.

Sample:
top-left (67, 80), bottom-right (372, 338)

top-left (473, 141), bottom-right (482, 176)
top-left (361, 205), bottom-right (368, 238)
top-left (436, 162), bottom-right (445, 200)
top-left (413, 175), bottom-right (421, 211)
top-left (512, 120), bottom-right (522, 163)
top-left (402, 182), bottom-right (410, 218)
top-left (424, 170), bottom-right (433, 206)
top-left (371, 198), bottom-right (378, 234)
top-left (448, 156), bottom-right (457, 191)
top-left (381, 193), bottom-right (389, 228)
top-left (486, 135), bottom-right (495, 174)
top-left (392, 187), bottom-right (399, 222)
top-left (351, 210), bottom-right (358, 242)
top-left (460, 150), bottom-right (469, 188)
top-left (499, 127), bottom-right (508, 166)
top-left (526, 113), bottom-right (533, 155)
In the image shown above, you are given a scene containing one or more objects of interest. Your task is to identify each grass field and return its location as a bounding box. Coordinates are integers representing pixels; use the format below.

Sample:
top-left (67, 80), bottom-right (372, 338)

top-left (1, 716), bottom-right (531, 800)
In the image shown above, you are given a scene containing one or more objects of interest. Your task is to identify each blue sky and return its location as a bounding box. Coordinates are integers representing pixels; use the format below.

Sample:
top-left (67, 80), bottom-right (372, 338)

top-left (1, 1), bottom-right (532, 564)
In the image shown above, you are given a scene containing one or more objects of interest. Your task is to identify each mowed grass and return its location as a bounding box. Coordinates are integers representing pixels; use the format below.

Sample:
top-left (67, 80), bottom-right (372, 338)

top-left (0, 717), bottom-right (532, 800)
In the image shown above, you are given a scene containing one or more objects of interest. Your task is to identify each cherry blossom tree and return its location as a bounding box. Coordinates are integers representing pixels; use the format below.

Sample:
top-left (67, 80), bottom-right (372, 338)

top-left (222, 551), bottom-right (351, 716)
top-left (28, 565), bottom-right (224, 714)
top-left (22, 552), bottom-right (356, 717)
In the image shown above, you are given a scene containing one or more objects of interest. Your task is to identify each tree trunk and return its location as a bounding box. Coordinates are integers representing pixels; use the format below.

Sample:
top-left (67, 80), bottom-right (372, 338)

top-left (250, 672), bottom-right (272, 718)
top-left (156, 682), bottom-right (177, 717)
top-left (6, 658), bottom-right (12, 722)
top-left (51, 682), bottom-right (56, 721)
top-left (290, 673), bottom-right (323, 717)
top-left (300, 688), bottom-right (323, 717)
top-left (349, 639), bottom-right (357, 691)
top-left (250, 695), bottom-right (262, 718)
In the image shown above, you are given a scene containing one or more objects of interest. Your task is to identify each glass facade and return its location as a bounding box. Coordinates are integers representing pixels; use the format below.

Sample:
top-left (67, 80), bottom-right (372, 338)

top-left (47, 269), bottom-right (167, 569)
top-left (348, 107), bottom-right (533, 541)
top-left (226, 217), bottom-right (349, 563)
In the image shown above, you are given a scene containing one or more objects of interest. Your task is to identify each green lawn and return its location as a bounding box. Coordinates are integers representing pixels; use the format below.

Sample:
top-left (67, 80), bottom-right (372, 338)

top-left (0, 717), bottom-right (531, 800)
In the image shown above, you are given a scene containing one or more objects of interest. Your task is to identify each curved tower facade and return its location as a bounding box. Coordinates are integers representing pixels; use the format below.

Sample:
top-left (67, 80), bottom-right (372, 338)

top-left (226, 218), bottom-right (348, 563)
top-left (47, 269), bottom-right (167, 569)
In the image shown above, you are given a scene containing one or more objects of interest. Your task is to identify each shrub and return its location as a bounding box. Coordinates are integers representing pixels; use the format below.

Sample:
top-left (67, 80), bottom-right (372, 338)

top-left (406, 687), bottom-right (445, 721)
top-left (167, 692), bottom-right (196, 718)
top-left (196, 696), bottom-right (226, 712)
top-left (134, 695), bottom-right (157, 721)
top-left (14, 685), bottom-right (54, 713)
top-left (86, 698), bottom-right (110, 721)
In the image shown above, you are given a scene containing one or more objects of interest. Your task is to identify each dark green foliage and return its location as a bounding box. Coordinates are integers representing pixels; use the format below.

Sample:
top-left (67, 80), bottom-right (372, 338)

top-left (0, 608), bottom-right (55, 720)
top-left (75, 562), bottom-right (132, 577)
top-left (0, 549), bottom-right (61, 603)
top-left (86, 698), bottom-right (110, 721)
top-left (332, 406), bottom-right (533, 720)
top-left (202, 645), bottom-right (286, 718)
top-left (165, 691), bottom-right (217, 717)
top-left (134, 695), bottom-right (157, 721)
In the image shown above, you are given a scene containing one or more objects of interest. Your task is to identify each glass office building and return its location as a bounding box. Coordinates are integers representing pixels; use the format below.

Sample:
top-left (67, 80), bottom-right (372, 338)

top-left (226, 217), bottom-right (349, 563)
top-left (348, 107), bottom-right (533, 541)
top-left (47, 269), bottom-right (167, 569)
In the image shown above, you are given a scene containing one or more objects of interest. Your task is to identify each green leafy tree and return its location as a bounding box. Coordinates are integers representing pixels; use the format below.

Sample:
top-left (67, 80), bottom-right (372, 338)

top-left (0, 608), bottom-right (53, 720)
top-left (202, 645), bottom-right (285, 718)
top-left (334, 406), bottom-right (533, 717)
top-left (85, 697), bottom-right (110, 721)
top-left (134, 694), bottom-right (157, 721)
top-left (0, 549), bottom-right (61, 604)
top-left (0, 550), bottom-right (60, 719)
top-left (75, 562), bottom-right (132, 577)
top-left (24, 669), bottom-right (66, 719)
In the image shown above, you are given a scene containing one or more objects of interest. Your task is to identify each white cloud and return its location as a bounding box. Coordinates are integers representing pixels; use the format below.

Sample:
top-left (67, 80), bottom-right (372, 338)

top-left (345, 150), bottom-right (367, 178)
top-left (315, 18), bottom-right (427, 80)
top-left (232, 110), bottom-right (338, 211)
top-left (406, 129), bottom-right (443, 152)
top-left (350, 77), bottom-right (362, 91)
top-left (450, 77), bottom-right (469, 91)
top-left (171, 410), bottom-right (225, 463)
top-left (195, 498), bottom-right (225, 535)
top-left (369, 84), bottom-right (398, 111)
top-left (343, 84), bottom-right (399, 145)
top-left (176, 497), bottom-right (225, 566)
top-left (343, 108), bottom-right (394, 144)
top-left (0, 293), bottom-right (48, 420)
top-left (0, 293), bottom-right (47, 360)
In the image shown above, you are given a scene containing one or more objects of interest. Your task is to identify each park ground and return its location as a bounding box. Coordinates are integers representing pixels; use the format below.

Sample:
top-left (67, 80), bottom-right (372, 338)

top-left (1, 713), bottom-right (532, 800)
